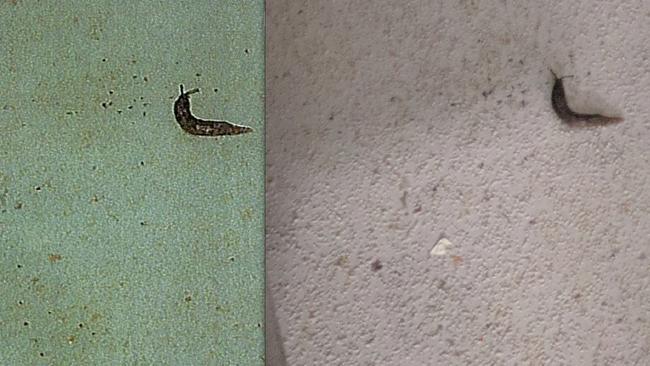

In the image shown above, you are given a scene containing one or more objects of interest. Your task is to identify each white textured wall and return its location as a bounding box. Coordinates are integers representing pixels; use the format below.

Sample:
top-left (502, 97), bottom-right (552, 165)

top-left (266, 1), bottom-right (650, 365)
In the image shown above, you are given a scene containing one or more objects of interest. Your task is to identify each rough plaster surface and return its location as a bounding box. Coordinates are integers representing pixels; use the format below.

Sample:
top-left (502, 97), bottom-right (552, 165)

top-left (266, 1), bottom-right (650, 365)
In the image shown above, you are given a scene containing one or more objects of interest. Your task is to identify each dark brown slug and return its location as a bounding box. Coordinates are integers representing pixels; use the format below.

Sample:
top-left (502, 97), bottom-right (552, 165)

top-left (174, 84), bottom-right (252, 136)
top-left (550, 70), bottom-right (623, 125)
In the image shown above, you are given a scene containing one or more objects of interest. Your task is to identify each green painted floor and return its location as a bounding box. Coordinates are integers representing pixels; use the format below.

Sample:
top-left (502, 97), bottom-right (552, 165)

top-left (0, 1), bottom-right (264, 364)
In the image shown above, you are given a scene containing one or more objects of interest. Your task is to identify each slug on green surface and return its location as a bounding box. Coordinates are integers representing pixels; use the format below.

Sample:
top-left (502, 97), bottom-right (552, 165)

top-left (174, 84), bottom-right (252, 136)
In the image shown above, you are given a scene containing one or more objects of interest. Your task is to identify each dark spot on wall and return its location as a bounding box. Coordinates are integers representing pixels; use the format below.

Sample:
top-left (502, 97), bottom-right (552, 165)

top-left (23, 321), bottom-right (29, 326)
top-left (185, 295), bottom-right (192, 302)
top-left (370, 259), bottom-right (383, 271)
top-left (14, 202), bottom-right (22, 209)
top-left (335, 256), bottom-right (348, 266)
top-left (195, 73), bottom-right (201, 77)
top-left (437, 279), bottom-right (446, 290)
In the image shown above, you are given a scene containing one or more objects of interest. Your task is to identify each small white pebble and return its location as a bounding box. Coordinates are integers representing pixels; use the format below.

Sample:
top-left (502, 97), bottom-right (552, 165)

top-left (431, 238), bottom-right (452, 256)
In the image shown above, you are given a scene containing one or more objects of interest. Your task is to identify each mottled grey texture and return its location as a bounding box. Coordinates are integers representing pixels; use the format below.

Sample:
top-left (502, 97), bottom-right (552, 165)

top-left (266, 1), bottom-right (650, 365)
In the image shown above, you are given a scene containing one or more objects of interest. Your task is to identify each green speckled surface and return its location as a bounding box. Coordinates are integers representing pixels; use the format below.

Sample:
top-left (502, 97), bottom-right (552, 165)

top-left (0, 1), bottom-right (264, 364)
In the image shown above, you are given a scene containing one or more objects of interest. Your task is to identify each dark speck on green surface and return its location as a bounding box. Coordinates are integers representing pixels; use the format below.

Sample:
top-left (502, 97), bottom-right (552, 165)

top-left (48, 254), bottom-right (62, 263)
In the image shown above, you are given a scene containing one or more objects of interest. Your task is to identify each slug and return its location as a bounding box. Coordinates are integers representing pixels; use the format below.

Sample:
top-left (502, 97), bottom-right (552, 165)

top-left (173, 84), bottom-right (252, 136)
top-left (550, 70), bottom-right (622, 125)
